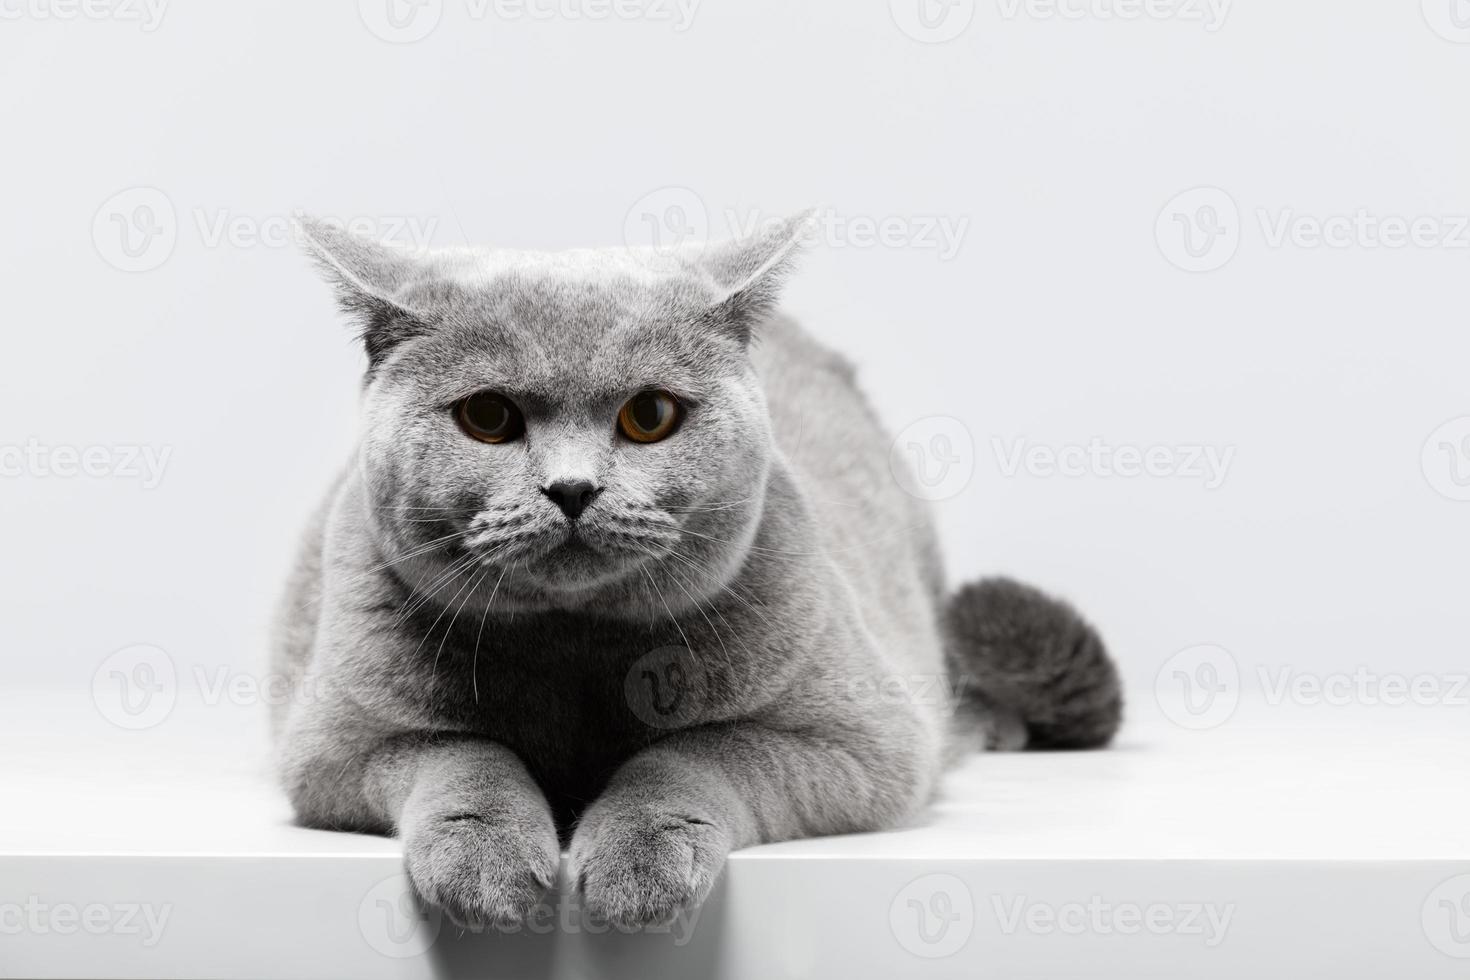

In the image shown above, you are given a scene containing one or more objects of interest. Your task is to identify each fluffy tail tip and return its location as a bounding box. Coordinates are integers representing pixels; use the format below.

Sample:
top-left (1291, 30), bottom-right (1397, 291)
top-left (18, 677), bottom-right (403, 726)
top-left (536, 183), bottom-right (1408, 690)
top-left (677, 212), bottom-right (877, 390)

top-left (945, 577), bottom-right (1123, 750)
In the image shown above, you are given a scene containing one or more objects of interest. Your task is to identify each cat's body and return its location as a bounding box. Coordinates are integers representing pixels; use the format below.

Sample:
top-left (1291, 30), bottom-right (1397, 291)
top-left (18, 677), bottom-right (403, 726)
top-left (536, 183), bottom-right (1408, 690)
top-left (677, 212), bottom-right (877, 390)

top-left (276, 313), bottom-right (946, 824)
top-left (274, 215), bottom-right (1120, 927)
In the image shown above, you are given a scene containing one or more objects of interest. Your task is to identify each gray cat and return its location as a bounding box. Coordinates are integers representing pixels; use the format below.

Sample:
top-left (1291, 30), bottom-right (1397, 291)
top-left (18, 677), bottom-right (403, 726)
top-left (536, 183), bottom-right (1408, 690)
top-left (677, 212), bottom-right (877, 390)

top-left (272, 212), bottom-right (1121, 929)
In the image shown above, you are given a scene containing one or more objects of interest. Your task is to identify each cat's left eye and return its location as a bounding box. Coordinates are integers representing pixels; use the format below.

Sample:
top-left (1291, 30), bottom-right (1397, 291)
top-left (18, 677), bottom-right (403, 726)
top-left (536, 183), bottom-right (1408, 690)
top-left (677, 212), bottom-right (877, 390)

top-left (617, 390), bottom-right (682, 444)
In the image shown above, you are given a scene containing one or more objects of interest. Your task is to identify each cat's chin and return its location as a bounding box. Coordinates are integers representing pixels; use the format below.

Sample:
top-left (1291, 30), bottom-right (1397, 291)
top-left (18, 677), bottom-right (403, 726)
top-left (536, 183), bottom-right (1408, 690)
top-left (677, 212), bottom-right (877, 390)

top-left (514, 538), bottom-right (651, 598)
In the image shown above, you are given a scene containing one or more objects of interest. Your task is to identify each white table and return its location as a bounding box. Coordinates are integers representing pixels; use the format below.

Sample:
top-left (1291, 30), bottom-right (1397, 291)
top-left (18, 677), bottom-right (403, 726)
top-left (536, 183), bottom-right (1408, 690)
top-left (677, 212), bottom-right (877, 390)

top-left (3, 686), bottom-right (1467, 979)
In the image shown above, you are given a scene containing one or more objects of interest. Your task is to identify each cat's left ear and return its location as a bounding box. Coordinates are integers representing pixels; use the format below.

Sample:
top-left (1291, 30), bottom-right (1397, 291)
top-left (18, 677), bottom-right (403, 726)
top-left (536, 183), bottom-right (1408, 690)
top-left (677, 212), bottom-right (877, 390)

top-left (696, 209), bottom-right (817, 345)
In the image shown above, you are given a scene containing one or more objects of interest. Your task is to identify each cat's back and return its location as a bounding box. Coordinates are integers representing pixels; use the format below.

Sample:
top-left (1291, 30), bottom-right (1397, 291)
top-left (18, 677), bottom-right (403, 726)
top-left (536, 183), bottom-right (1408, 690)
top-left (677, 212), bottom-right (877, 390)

top-left (751, 315), bottom-right (946, 663)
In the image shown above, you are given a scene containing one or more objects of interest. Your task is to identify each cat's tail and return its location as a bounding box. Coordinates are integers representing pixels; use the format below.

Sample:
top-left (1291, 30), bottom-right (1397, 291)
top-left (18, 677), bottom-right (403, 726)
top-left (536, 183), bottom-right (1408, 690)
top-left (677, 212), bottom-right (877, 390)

top-left (943, 577), bottom-right (1122, 752)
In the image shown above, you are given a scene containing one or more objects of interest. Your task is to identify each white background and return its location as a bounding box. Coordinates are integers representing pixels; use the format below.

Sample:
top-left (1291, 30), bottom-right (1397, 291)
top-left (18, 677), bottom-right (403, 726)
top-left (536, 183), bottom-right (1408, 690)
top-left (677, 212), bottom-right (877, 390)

top-left (2, 0), bottom-right (1468, 707)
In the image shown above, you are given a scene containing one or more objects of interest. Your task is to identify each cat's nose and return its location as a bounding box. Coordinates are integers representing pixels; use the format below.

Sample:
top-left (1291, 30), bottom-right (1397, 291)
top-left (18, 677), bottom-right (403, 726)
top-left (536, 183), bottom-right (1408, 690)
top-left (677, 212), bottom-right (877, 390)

top-left (542, 480), bottom-right (600, 520)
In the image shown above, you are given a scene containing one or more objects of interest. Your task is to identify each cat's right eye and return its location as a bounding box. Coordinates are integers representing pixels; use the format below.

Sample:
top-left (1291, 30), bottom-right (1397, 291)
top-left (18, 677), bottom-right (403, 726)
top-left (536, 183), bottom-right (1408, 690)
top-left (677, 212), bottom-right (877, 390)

top-left (456, 391), bottom-right (525, 444)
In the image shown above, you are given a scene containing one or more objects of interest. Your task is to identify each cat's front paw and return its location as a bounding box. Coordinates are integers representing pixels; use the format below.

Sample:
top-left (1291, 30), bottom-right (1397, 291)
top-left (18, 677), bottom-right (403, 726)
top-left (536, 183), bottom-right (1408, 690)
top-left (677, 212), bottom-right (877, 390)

top-left (403, 814), bottom-right (559, 930)
top-left (569, 807), bottom-right (729, 927)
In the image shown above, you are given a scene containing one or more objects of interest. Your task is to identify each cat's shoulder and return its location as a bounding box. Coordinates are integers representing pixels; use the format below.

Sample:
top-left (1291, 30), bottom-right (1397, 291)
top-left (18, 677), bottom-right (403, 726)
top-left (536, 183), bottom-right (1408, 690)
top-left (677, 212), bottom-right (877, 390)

top-left (751, 313), bottom-right (858, 387)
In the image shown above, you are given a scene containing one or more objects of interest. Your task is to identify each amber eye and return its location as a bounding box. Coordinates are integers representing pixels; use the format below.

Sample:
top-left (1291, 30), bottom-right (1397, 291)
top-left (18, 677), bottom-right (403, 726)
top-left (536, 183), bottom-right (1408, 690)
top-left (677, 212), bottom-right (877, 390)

top-left (617, 390), bottom-right (682, 443)
top-left (456, 391), bottom-right (524, 444)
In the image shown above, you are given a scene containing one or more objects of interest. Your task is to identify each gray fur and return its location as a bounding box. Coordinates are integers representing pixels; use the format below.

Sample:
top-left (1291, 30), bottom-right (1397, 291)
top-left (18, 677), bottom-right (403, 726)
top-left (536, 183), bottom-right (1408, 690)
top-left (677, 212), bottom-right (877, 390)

top-left (272, 213), bottom-right (1121, 929)
top-left (945, 577), bottom-right (1123, 752)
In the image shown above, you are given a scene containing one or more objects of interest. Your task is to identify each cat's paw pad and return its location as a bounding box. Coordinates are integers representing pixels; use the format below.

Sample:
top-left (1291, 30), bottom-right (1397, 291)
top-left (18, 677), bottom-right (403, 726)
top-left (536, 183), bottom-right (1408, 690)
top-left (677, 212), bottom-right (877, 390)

top-left (404, 814), bottom-right (558, 930)
top-left (570, 811), bottom-right (727, 928)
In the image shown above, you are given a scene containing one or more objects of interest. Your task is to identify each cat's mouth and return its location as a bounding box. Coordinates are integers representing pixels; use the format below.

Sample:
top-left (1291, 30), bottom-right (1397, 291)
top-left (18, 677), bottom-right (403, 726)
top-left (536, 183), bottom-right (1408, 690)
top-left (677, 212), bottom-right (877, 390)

top-left (549, 528), bottom-right (598, 557)
top-left (459, 515), bottom-right (604, 562)
top-left (511, 523), bottom-right (672, 594)
top-left (453, 509), bottom-right (677, 597)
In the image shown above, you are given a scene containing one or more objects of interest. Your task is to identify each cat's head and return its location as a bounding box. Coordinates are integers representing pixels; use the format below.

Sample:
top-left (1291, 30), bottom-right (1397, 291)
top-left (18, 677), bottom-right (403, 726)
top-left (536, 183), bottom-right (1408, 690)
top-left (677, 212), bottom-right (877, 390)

top-left (299, 212), bottom-right (811, 613)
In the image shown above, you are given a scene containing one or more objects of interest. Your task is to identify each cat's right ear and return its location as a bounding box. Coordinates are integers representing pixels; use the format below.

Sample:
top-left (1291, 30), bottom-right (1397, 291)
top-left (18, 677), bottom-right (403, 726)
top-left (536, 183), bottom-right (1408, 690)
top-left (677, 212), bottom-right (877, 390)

top-left (694, 210), bottom-right (817, 346)
top-left (294, 214), bottom-right (430, 369)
